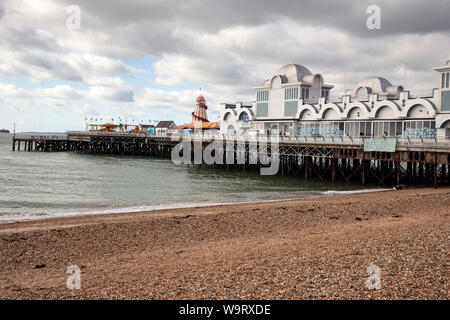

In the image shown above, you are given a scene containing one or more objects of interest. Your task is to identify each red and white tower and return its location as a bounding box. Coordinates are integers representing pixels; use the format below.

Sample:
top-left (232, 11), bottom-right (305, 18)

top-left (192, 95), bottom-right (209, 123)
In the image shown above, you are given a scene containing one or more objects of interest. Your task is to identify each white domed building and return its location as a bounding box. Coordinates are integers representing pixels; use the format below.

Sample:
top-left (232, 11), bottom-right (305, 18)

top-left (220, 62), bottom-right (450, 138)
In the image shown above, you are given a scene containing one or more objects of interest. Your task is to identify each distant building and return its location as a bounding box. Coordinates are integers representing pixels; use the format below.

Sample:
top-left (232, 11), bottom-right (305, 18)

top-left (156, 121), bottom-right (176, 136)
top-left (139, 124), bottom-right (155, 134)
top-left (220, 61), bottom-right (450, 138)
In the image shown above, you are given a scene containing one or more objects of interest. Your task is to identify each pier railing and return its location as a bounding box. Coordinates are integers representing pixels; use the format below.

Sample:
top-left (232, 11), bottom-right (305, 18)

top-left (63, 131), bottom-right (450, 150)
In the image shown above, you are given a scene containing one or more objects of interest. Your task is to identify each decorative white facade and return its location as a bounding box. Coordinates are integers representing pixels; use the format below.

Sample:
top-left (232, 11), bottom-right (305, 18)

top-left (220, 62), bottom-right (450, 138)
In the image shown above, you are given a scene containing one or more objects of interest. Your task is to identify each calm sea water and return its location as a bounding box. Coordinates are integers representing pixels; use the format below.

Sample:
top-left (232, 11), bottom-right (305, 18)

top-left (0, 133), bottom-right (378, 223)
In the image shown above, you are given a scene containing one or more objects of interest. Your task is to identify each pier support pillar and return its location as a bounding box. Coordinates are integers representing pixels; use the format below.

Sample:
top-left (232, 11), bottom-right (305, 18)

top-left (396, 161), bottom-right (401, 186)
top-left (361, 160), bottom-right (365, 185)
top-left (433, 164), bottom-right (437, 188)
top-left (304, 157), bottom-right (309, 180)
top-left (331, 158), bottom-right (336, 184)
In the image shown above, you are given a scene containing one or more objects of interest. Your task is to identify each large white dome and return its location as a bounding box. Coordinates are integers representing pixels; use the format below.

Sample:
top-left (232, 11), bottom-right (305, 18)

top-left (276, 64), bottom-right (312, 83)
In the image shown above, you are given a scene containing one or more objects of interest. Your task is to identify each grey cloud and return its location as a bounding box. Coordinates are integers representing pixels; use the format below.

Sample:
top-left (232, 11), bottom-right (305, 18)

top-left (17, 51), bottom-right (84, 82)
top-left (0, 23), bottom-right (135, 83)
top-left (47, 0), bottom-right (449, 90)
top-left (59, 0), bottom-right (450, 38)
top-left (3, 28), bottom-right (63, 53)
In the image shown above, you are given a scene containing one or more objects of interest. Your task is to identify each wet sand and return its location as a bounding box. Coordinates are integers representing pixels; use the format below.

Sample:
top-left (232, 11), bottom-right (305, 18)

top-left (0, 187), bottom-right (448, 299)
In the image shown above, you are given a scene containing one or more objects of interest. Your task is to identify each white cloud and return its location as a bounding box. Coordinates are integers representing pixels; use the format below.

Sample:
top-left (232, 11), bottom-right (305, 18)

top-left (90, 86), bottom-right (134, 102)
top-left (0, 83), bottom-right (86, 104)
top-left (36, 85), bottom-right (85, 100)
top-left (0, 83), bottom-right (31, 99)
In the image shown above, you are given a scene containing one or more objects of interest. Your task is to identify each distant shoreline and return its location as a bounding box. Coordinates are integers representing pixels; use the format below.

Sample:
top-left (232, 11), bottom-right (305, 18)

top-left (4, 132), bottom-right (66, 134)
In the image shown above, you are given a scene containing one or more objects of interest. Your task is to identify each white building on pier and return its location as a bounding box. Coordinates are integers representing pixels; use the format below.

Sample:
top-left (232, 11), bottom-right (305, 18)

top-left (220, 61), bottom-right (450, 138)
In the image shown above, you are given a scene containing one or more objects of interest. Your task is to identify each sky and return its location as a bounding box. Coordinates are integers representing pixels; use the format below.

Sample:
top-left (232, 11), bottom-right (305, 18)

top-left (0, 0), bottom-right (449, 132)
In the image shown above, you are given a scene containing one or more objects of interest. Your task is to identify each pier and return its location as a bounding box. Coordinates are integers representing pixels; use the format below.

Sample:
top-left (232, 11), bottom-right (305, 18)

top-left (12, 132), bottom-right (450, 187)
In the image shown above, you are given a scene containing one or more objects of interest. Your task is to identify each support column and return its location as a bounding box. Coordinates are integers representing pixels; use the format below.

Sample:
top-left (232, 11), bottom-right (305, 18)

top-left (396, 161), bottom-right (401, 186)
top-left (433, 163), bottom-right (437, 188)
top-left (331, 158), bottom-right (336, 184)
top-left (304, 156), bottom-right (309, 180)
top-left (361, 159), bottom-right (365, 185)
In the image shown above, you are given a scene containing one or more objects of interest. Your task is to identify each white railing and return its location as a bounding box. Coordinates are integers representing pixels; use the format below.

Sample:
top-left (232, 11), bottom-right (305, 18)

top-left (66, 131), bottom-right (148, 137)
top-left (24, 134), bottom-right (68, 140)
top-left (176, 133), bottom-right (450, 148)
top-left (397, 137), bottom-right (450, 149)
top-left (409, 88), bottom-right (436, 98)
top-left (63, 131), bottom-right (450, 149)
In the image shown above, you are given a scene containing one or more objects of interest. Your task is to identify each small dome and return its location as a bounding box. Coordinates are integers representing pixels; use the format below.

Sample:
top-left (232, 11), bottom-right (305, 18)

top-left (276, 64), bottom-right (312, 83)
top-left (353, 76), bottom-right (392, 95)
top-left (196, 95), bottom-right (205, 103)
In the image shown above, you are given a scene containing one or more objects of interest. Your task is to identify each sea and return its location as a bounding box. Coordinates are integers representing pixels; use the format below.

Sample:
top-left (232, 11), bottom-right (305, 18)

top-left (0, 133), bottom-right (385, 223)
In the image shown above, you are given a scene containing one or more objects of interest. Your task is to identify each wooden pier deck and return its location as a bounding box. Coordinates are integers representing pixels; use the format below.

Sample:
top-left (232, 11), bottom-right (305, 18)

top-left (11, 132), bottom-right (450, 187)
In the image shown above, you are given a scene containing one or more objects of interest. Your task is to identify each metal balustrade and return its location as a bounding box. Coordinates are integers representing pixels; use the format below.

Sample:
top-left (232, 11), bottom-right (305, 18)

top-left (29, 131), bottom-right (449, 150)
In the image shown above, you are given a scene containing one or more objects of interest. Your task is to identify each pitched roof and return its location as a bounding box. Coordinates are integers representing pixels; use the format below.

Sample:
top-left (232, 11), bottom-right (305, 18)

top-left (156, 121), bottom-right (176, 128)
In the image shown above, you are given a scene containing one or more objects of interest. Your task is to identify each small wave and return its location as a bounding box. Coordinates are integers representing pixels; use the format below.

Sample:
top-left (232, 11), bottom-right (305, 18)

top-left (0, 195), bottom-right (319, 223)
top-left (0, 199), bottom-right (292, 223)
top-left (321, 188), bottom-right (394, 196)
top-left (0, 188), bottom-right (394, 224)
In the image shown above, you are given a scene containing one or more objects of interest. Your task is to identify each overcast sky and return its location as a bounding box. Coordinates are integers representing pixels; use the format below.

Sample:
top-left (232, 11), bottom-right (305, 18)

top-left (0, 0), bottom-right (449, 132)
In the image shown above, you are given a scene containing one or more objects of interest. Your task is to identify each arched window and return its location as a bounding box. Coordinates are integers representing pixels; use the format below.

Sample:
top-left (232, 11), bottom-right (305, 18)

top-left (442, 73), bottom-right (446, 88)
top-left (447, 72), bottom-right (449, 88)
top-left (239, 112), bottom-right (249, 122)
top-left (223, 112), bottom-right (231, 121)
top-left (227, 124), bottom-right (236, 135)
